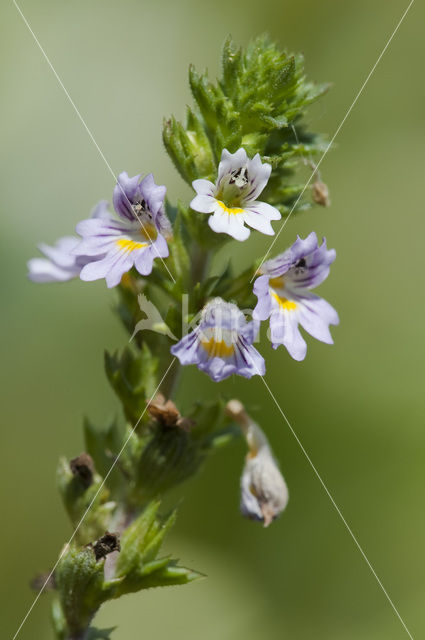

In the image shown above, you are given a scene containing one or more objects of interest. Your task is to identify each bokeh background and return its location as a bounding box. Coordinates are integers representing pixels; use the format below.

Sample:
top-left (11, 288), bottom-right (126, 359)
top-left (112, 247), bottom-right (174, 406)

top-left (2, 0), bottom-right (424, 637)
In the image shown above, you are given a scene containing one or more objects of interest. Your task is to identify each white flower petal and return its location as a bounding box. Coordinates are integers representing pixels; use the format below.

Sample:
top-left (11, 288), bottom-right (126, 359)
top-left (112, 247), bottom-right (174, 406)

top-left (245, 155), bottom-right (272, 200)
top-left (217, 148), bottom-right (248, 183)
top-left (270, 308), bottom-right (307, 361)
top-left (242, 210), bottom-right (275, 236)
top-left (298, 295), bottom-right (339, 343)
top-left (38, 237), bottom-right (79, 268)
top-left (246, 200), bottom-right (281, 221)
top-left (208, 209), bottom-right (250, 241)
top-left (80, 248), bottom-right (133, 287)
top-left (190, 194), bottom-right (216, 213)
top-left (27, 258), bottom-right (78, 283)
top-left (192, 178), bottom-right (215, 196)
top-left (91, 200), bottom-right (111, 219)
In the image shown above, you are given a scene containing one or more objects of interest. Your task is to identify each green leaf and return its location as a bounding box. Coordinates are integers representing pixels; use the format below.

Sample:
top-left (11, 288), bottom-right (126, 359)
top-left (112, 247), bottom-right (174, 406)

top-left (132, 561), bottom-right (204, 589)
top-left (112, 502), bottom-right (202, 596)
top-left (167, 204), bottom-right (190, 284)
top-left (221, 36), bottom-right (243, 97)
top-left (115, 501), bottom-right (161, 578)
top-left (104, 344), bottom-right (159, 424)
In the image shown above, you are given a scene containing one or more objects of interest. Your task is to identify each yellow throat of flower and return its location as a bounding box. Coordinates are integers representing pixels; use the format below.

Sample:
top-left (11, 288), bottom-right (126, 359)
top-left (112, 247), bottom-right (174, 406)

top-left (271, 291), bottom-right (297, 311)
top-left (116, 238), bottom-right (148, 252)
top-left (216, 200), bottom-right (244, 216)
top-left (201, 337), bottom-right (235, 358)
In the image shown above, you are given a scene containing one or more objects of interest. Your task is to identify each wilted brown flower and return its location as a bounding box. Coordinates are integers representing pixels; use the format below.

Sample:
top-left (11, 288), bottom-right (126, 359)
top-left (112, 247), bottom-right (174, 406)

top-left (148, 394), bottom-right (193, 431)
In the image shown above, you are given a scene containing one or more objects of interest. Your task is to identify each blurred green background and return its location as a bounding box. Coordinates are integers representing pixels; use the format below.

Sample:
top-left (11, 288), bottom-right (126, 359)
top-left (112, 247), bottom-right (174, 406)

top-left (2, 0), bottom-right (424, 637)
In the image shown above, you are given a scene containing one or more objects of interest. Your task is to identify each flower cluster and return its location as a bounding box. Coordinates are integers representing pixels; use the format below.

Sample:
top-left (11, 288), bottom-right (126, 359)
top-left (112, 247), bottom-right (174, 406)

top-left (27, 38), bottom-right (336, 639)
top-left (28, 148), bottom-right (338, 381)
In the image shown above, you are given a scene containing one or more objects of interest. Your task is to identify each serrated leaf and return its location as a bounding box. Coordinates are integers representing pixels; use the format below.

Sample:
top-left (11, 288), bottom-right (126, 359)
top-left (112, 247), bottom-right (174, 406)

top-left (221, 37), bottom-right (242, 97)
top-left (140, 561), bottom-right (204, 588)
top-left (115, 501), bottom-right (161, 578)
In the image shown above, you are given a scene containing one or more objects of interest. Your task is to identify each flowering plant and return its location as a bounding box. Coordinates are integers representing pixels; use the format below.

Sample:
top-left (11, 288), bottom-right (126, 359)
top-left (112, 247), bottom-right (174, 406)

top-left (28, 36), bottom-right (337, 640)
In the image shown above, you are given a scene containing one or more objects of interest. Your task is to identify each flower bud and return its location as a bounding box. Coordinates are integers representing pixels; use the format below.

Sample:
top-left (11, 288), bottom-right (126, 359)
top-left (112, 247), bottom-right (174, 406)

top-left (240, 446), bottom-right (289, 527)
top-left (312, 180), bottom-right (330, 207)
top-left (227, 399), bottom-right (288, 527)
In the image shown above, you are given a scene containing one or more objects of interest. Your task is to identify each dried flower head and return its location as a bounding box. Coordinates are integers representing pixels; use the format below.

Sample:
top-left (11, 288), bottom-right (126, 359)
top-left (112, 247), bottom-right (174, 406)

top-left (91, 532), bottom-right (121, 562)
top-left (70, 452), bottom-right (95, 489)
top-left (147, 394), bottom-right (193, 431)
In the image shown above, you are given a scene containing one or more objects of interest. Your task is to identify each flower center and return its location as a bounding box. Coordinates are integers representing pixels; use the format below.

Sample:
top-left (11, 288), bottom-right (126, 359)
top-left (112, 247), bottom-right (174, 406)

top-left (139, 221), bottom-right (158, 242)
top-left (293, 258), bottom-right (307, 274)
top-left (132, 199), bottom-right (148, 217)
top-left (216, 166), bottom-right (250, 209)
top-left (200, 327), bottom-right (236, 357)
top-left (270, 291), bottom-right (297, 311)
top-left (130, 199), bottom-right (158, 242)
top-left (269, 276), bottom-right (285, 290)
top-left (216, 201), bottom-right (245, 215)
top-left (229, 166), bottom-right (249, 189)
top-left (116, 238), bottom-right (148, 253)
top-left (201, 337), bottom-right (235, 358)
top-left (131, 200), bottom-right (158, 240)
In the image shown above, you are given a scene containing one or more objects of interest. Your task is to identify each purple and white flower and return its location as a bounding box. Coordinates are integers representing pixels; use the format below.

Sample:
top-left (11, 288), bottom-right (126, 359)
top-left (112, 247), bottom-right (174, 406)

top-left (171, 298), bottom-right (265, 382)
top-left (190, 148), bottom-right (281, 241)
top-left (27, 201), bottom-right (109, 283)
top-left (74, 172), bottom-right (171, 288)
top-left (253, 232), bottom-right (339, 361)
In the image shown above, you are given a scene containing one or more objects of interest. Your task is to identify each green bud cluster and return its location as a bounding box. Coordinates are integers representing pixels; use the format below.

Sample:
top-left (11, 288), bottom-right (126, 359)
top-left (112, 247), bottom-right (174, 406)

top-left (163, 35), bottom-right (329, 216)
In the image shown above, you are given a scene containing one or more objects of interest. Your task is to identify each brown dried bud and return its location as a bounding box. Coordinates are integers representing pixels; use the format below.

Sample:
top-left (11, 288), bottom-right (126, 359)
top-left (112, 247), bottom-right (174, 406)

top-left (312, 180), bottom-right (330, 207)
top-left (148, 393), bottom-right (193, 431)
top-left (91, 532), bottom-right (120, 561)
top-left (70, 453), bottom-right (95, 488)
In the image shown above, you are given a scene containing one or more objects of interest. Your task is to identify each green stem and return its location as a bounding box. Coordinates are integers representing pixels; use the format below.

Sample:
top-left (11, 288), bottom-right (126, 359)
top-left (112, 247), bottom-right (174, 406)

top-left (160, 359), bottom-right (182, 400)
top-left (190, 244), bottom-right (211, 287)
